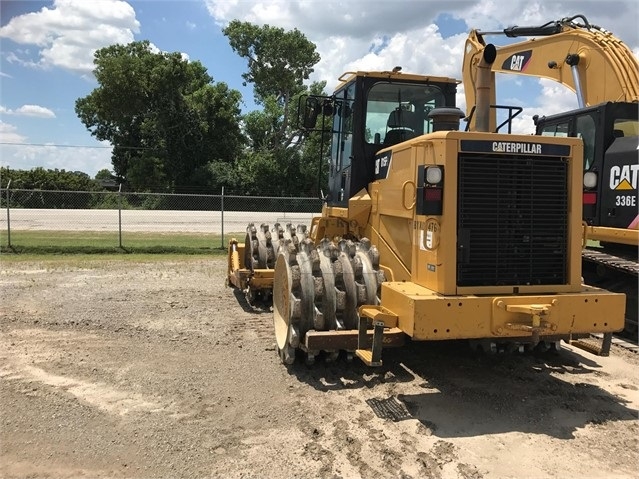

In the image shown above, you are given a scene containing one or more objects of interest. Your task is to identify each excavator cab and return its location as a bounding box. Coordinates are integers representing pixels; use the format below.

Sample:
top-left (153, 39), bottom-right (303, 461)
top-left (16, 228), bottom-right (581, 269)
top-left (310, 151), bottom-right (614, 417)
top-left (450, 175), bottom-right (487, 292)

top-left (300, 71), bottom-right (458, 206)
top-left (534, 101), bottom-right (639, 231)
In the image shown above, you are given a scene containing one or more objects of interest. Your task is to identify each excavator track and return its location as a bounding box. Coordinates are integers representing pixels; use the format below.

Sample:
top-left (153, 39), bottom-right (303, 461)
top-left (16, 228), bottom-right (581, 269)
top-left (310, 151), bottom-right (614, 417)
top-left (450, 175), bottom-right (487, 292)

top-left (582, 248), bottom-right (638, 337)
top-left (575, 333), bottom-right (639, 355)
top-left (582, 249), bottom-right (639, 276)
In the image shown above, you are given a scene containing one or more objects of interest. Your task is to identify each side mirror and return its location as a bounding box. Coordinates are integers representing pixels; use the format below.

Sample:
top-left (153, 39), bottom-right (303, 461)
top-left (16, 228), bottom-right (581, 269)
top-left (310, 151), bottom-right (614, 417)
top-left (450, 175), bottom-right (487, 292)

top-left (298, 95), bottom-right (336, 130)
top-left (303, 97), bottom-right (321, 129)
top-left (322, 101), bottom-right (334, 117)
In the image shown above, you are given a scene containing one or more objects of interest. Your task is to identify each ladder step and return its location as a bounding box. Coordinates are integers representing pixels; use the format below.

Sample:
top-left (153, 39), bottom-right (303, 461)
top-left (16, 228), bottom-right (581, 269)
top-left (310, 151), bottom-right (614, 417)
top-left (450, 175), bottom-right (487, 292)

top-left (355, 348), bottom-right (382, 367)
top-left (359, 306), bottom-right (398, 328)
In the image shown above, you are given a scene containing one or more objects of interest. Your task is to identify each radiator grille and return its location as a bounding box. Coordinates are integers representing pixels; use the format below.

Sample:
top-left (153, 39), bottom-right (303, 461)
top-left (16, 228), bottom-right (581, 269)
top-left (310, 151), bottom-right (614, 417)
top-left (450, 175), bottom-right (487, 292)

top-left (457, 154), bottom-right (568, 287)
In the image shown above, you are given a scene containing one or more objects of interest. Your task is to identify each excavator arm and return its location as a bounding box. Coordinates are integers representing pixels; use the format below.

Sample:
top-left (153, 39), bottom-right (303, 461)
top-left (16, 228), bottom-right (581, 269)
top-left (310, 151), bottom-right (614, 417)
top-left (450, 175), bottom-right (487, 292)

top-left (462, 14), bottom-right (639, 130)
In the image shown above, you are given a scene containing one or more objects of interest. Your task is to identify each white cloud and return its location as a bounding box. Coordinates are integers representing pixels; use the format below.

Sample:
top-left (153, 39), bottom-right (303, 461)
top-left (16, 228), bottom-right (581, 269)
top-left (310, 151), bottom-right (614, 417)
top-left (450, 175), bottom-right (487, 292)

top-left (205, 0), bottom-right (639, 115)
top-left (0, 121), bottom-right (28, 143)
top-left (1, 104), bottom-right (56, 118)
top-left (507, 79), bottom-right (582, 134)
top-left (5, 51), bottom-right (39, 69)
top-left (205, 0), bottom-right (473, 40)
top-left (0, 116), bottom-right (113, 175)
top-left (0, 0), bottom-right (140, 74)
top-left (0, 142), bottom-right (113, 177)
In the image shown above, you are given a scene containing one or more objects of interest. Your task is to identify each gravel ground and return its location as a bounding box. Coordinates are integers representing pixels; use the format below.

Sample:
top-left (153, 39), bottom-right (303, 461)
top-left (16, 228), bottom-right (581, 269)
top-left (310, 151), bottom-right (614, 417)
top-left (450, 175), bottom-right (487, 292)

top-left (0, 257), bottom-right (638, 478)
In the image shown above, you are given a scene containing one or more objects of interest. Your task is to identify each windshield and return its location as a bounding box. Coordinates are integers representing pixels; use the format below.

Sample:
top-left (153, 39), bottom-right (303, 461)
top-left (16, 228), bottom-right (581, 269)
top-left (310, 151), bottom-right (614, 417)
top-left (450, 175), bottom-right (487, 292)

top-left (613, 118), bottom-right (639, 137)
top-left (365, 82), bottom-right (446, 145)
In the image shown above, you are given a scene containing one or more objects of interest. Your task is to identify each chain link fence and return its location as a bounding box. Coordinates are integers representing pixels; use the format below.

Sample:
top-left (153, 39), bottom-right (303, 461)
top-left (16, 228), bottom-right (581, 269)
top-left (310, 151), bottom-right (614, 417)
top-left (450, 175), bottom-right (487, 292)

top-left (0, 188), bottom-right (323, 253)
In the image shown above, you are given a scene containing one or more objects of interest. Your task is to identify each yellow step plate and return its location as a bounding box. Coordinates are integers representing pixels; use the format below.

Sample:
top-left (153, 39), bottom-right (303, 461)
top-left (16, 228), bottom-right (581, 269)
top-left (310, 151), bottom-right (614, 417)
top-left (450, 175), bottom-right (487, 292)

top-left (359, 306), bottom-right (398, 328)
top-left (355, 349), bottom-right (382, 367)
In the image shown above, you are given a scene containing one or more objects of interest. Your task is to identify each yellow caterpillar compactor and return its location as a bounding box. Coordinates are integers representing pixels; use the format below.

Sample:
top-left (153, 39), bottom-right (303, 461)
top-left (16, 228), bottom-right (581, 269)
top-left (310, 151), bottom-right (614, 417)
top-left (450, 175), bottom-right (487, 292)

top-left (463, 14), bottom-right (639, 337)
top-left (228, 46), bottom-right (626, 365)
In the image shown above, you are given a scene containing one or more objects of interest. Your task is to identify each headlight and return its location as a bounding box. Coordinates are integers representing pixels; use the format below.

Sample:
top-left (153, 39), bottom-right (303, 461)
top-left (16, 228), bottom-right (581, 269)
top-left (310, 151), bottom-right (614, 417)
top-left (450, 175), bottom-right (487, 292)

top-left (583, 171), bottom-right (597, 189)
top-left (426, 166), bottom-right (443, 184)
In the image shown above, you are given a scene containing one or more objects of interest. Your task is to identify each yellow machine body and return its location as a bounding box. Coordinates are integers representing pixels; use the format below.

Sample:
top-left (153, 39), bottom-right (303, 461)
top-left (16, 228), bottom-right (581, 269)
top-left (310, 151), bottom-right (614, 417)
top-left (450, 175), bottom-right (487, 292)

top-left (461, 14), bottom-right (638, 335)
top-left (229, 62), bottom-right (627, 366)
top-left (227, 239), bottom-right (274, 297)
top-left (309, 131), bottom-right (625, 347)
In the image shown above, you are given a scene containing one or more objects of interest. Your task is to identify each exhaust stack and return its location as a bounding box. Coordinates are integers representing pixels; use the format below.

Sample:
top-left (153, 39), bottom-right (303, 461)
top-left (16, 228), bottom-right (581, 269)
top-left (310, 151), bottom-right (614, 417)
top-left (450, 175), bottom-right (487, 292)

top-left (475, 43), bottom-right (497, 132)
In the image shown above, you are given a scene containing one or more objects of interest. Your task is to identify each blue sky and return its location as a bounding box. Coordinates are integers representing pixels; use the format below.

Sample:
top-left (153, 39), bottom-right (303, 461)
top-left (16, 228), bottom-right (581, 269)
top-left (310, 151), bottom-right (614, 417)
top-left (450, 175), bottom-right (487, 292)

top-left (1, 0), bottom-right (638, 177)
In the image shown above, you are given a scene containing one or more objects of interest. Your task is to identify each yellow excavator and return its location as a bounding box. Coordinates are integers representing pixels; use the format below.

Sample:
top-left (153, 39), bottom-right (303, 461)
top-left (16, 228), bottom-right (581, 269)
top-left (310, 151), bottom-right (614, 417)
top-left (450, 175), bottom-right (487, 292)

top-left (228, 49), bottom-right (626, 365)
top-left (462, 14), bottom-right (639, 337)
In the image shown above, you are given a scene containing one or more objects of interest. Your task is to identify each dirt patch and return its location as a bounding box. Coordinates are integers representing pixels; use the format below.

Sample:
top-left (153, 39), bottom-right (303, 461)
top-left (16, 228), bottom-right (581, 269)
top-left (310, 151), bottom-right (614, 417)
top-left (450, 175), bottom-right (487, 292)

top-left (1, 258), bottom-right (638, 478)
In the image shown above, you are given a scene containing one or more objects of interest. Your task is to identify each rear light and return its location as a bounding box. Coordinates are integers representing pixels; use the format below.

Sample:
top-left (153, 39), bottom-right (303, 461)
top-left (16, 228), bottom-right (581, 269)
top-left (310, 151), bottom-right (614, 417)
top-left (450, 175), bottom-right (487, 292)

top-left (424, 188), bottom-right (442, 201)
top-left (583, 192), bottom-right (597, 205)
top-left (583, 171), bottom-right (597, 189)
top-left (426, 166), bottom-right (443, 184)
top-left (416, 165), bottom-right (444, 215)
top-left (582, 172), bottom-right (598, 220)
top-left (583, 191), bottom-right (597, 220)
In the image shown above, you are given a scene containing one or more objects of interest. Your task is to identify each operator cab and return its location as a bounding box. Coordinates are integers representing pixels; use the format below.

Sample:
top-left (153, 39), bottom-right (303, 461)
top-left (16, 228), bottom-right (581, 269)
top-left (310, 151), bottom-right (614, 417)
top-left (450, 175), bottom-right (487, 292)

top-left (300, 70), bottom-right (459, 207)
top-left (534, 101), bottom-right (639, 229)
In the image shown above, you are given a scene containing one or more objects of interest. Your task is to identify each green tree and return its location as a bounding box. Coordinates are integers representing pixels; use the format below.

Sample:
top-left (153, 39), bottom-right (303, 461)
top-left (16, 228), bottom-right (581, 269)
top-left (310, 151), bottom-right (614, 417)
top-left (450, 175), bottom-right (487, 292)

top-left (223, 22), bottom-right (328, 196)
top-left (223, 21), bottom-right (320, 102)
top-left (0, 167), bottom-right (101, 208)
top-left (75, 41), bottom-right (244, 192)
top-left (94, 169), bottom-right (114, 181)
top-left (1, 167), bottom-right (98, 191)
top-left (223, 21), bottom-right (320, 150)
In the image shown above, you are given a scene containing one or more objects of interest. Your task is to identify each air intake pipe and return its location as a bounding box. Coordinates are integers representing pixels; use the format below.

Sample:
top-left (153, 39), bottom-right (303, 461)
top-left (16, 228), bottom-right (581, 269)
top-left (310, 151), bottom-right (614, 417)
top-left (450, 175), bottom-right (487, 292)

top-left (428, 107), bottom-right (465, 132)
top-left (475, 43), bottom-right (497, 133)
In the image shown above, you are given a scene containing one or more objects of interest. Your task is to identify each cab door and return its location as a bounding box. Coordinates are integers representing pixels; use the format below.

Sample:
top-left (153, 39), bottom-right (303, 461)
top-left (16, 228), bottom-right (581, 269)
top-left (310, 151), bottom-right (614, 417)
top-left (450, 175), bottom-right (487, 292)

top-left (328, 83), bottom-right (355, 206)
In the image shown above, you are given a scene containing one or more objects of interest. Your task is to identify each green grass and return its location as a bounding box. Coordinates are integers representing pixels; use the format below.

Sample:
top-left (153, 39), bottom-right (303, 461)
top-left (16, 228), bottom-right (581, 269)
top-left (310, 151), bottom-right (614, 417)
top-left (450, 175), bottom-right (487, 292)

top-left (0, 230), bottom-right (245, 256)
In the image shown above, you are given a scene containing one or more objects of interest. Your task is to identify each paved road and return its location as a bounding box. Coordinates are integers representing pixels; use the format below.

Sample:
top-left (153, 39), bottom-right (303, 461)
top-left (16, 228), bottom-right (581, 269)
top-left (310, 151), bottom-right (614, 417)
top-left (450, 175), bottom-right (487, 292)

top-left (0, 209), bottom-right (316, 234)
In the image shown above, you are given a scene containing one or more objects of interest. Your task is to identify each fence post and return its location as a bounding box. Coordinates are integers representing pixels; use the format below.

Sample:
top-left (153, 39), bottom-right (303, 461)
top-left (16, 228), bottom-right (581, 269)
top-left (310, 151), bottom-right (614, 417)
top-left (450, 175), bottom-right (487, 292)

top-left (220, 186), bottom-right (225, 249)
top-left (118, 183), bottom-right (123, 248)
top-left (5, 180), bottom-right (11, 248)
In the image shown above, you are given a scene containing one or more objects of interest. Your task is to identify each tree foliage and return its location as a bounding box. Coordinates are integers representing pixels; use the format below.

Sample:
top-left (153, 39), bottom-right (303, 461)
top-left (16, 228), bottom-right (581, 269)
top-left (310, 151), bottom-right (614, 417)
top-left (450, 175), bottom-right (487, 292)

top-left (1, 167), bottom-right (99, 191)
top-left (75, 41), bottom-right (244, 192)
top-left (56, 23), bottom-right (332, 198)
top-left (223, 21), bottom-right (320, 103)
top-left (222, 22), bottom-right (328, 196)
top-left (94, 169), bottom-right (115, 181)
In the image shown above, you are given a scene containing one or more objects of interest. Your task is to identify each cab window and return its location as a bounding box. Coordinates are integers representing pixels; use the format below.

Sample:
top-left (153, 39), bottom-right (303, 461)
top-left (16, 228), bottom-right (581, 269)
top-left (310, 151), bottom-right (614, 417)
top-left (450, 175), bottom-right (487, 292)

top-left (575, 114), bottom-right (596, 170)
top-left (539, 121), bottom-right (569, 137)
top-left (365, 83), bottom-right (445, 146)
top-left (330, 83), bottom-right (355, 171)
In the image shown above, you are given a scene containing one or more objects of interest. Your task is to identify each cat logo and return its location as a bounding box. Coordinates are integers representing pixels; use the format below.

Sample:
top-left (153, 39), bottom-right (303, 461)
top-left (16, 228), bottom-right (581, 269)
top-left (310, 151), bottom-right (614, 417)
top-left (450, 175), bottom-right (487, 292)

top-left (609, 164), bottom-right (639, 190)
top-left (501, 50), bottom-right (532, 72)
top-left (511, 56), bottom-right (525, 70)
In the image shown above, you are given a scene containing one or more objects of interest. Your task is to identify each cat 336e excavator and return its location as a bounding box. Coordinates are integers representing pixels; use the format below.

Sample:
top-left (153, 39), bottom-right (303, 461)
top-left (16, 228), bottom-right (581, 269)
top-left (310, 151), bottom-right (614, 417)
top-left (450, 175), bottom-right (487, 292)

top-left (227, 33), bottom-right (626, 366)
top-left (463, 14), bottom-right (638, 338)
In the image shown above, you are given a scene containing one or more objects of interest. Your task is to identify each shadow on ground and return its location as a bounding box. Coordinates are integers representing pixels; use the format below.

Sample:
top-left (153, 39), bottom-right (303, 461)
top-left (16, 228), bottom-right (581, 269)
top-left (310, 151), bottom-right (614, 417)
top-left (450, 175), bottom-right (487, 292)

top-left (287, 339), bottom-right (637, 440)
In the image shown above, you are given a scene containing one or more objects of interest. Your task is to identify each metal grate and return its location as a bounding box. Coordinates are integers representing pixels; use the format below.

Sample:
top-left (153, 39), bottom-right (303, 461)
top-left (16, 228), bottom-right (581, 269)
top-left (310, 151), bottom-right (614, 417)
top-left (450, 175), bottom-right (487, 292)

top-left (457, 154), bottom-right (569, 287)
top-left (365, 396), bottom-right (412, 421)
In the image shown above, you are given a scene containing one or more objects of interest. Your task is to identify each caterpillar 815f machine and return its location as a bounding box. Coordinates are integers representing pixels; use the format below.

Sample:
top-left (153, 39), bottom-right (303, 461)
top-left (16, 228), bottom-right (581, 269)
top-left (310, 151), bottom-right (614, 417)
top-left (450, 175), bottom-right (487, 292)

top-left (462, 14), bottom-right (639, 338)
top-left (228, 48), bottom-right (626, 366)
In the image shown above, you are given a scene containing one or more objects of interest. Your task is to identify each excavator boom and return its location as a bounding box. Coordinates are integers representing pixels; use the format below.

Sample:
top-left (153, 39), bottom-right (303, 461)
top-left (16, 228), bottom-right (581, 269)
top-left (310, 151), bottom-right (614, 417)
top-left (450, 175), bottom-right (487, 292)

top-left (463, 14), bottom-right (639, 125)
